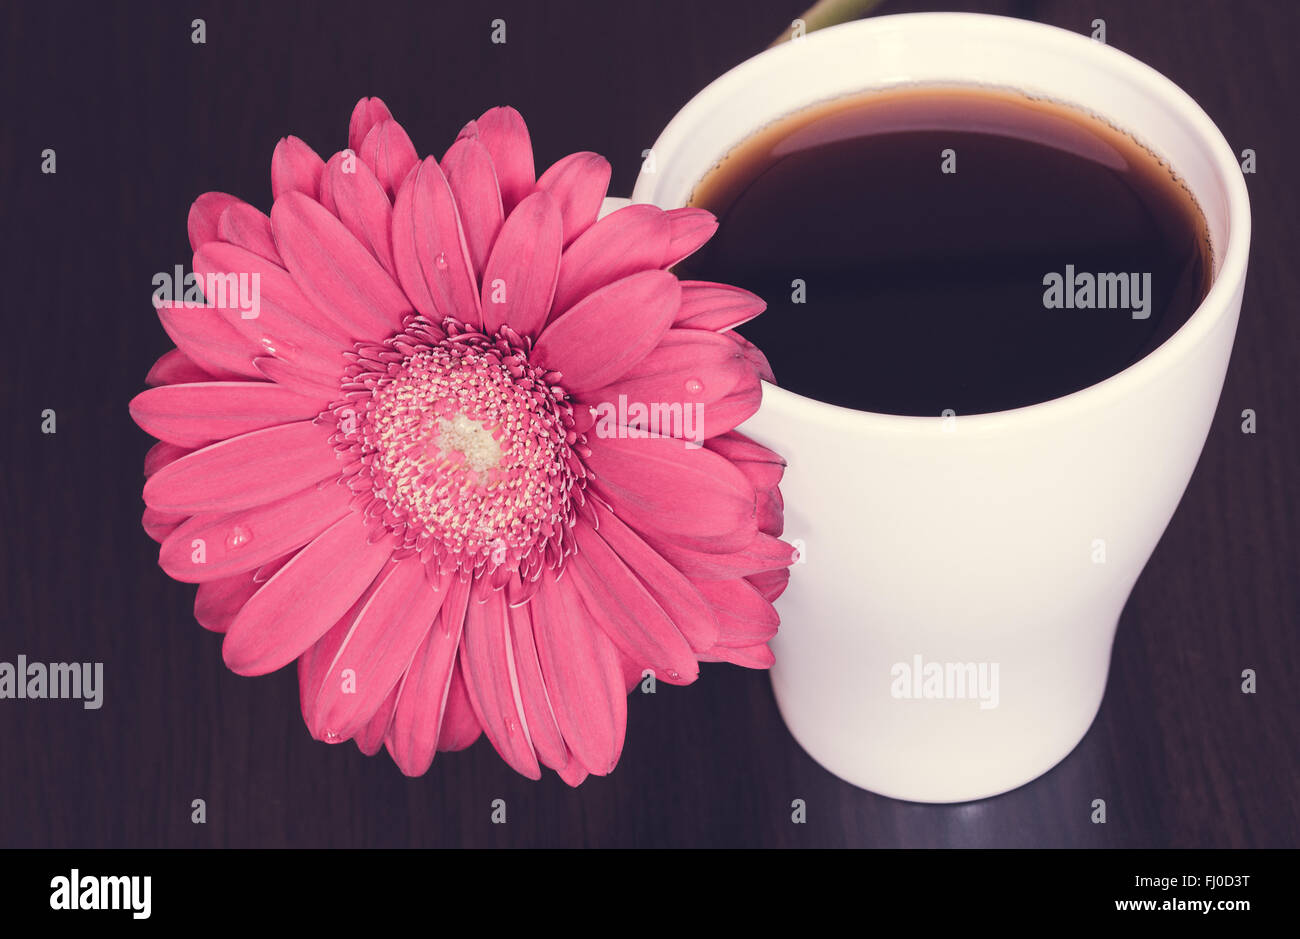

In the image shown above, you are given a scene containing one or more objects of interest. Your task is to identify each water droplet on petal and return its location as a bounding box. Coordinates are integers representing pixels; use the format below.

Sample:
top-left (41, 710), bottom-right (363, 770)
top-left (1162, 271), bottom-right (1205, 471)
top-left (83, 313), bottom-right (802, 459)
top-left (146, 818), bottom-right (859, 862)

top-left (684, 377), bottom-right (704, 395)
top-left (434, 252), bottom-right (449, 270)
top-left (259, 336), bottom-right (277, 355)
top-left (323, 730), bottom-right (340, 743)
top-left (666, 669), bottom-right (680, 680)
top-left (225, 525), bottom-right (253, 550)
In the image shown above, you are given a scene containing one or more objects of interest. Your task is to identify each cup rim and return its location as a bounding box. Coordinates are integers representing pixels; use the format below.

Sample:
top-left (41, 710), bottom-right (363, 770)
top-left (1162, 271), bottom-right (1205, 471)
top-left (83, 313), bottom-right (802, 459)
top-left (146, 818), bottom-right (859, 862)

top-left (633, 11), bottom-right (1252, 434)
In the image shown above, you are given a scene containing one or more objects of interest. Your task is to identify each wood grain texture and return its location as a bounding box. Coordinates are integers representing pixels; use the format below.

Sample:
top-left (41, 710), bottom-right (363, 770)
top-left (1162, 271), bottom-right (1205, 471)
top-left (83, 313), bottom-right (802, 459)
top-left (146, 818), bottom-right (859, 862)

top-left (0, 0), bottom-right (1295, 848)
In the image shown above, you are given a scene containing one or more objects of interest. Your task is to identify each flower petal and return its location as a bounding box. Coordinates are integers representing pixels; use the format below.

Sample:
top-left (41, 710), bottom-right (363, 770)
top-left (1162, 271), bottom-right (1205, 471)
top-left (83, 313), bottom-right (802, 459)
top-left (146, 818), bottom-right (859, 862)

top-left (464, 106), bottom-right (534, 214)
top-left (535, 152), bottom-right (611, 246)
top-left (271, 136), bottom-right (325, 201)
top-left (647, 530), bottom-right (795, 581)
top-left (441, 136), bottom-right (504, 279)
top-left (705, 431), bottom-right (786, 491)
top-left (385, 574), bottom-right (472, 774)
top-left (747, 566), bottom-right (785, 597)
top-left (271, 191), bottom-right (410, 342)
top-left (390, 158), bottom-right (480, 327)
top-left (252, 356), bottom-right (340, 400)
top-left (437, 665), bottom-right (483, 751)
top-left (130, 381), bottom-right (326, 449)
top-left (479, 190), bottom-right (562, 337)
top-left (505, 600), bottom-right (567, 771)
top-left (618, 653), bottom-right (645, 693)
top-left (194, 570), bottom-right (262, 634)
top-left (145, 348), bottom-right (211, 387)
top-left (222, 511), bottom-right (393, 676)
top-left (143, 441), bottom-right (192, 478)
top-left (217, 201), bottom-right (280, 264)
top-left (251, 554), bottom-right (293, 584)
top-left (303, 558), bottom-right (447, 741)
top-left (673, 281), bottom-right (766, 331)
top-left (531, 571), bottom-right (627, 776)
top-left (662, 207), bottom-right (718, 268)
top-left (360, 119), bottom-right (419, 200)
top-left (584, 433), bottom-right (757, 553)
top-left (297, 587), bottom-right (370, 739)
top-left (158, 481), bottom-right (352, 582)
top-left (757, 486), bottom-right (783, 536)
top-left (533, 270), bottom-right (679, 392)
top-left (316, 153), bottom-right (342, 217)
top-left (355, 683), bottom-right (399, 756)
top-left (459, 588), bottom-right (541, 779)
top-left (390, 167), bottom-right (440, 320)
top-left (729, 331), bottom-right (775, 382)
top-left (349, 97), bottom-right (394, 155)
top-left (188, 192), bottom-right (240, 252)
top-left (193, 240), bottom-right (353, 371)
top-left (568, 521), bottom-right (699, 684)
top-left (695, 578), bottom-right (779, 647)
top-left (324, 156), bottom-right (396, 277)
top-left (701, 380), bottom-right (763, 437)
top-left (142, 421), bottom-right (337, 514)
top-left (156, 300), bottom-right (262, 379)
top-left (549, 204), bottom-right (670, 318)
top-left (580, 328), bottom-right (749, 418)
top-left (142, 506), bottom-right (186, 544)
top-left (700, 643), bottom-right (774, 668)
top-left (590, 502), bottom-right (718, 652)
top-left (555, 748), bottom-right (590, 787)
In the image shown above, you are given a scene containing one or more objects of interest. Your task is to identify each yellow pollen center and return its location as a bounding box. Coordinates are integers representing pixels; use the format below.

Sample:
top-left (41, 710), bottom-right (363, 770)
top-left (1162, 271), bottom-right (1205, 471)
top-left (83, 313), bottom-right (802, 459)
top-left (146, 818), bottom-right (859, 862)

top-left (436, 413), bottom-right (502, 474)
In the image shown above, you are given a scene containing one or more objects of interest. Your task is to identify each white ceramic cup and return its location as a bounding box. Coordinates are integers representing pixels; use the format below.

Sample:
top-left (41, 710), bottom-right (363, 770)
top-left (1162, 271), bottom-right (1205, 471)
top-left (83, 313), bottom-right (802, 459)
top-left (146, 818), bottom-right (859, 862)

top-left (624, 12), bottom-right (1250, 802)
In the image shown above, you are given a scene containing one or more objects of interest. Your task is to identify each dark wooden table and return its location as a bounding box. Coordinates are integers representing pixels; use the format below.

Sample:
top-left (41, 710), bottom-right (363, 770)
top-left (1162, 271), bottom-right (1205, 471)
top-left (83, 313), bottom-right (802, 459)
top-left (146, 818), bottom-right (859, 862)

top-left (1, 0), bottom-right (1296, 848)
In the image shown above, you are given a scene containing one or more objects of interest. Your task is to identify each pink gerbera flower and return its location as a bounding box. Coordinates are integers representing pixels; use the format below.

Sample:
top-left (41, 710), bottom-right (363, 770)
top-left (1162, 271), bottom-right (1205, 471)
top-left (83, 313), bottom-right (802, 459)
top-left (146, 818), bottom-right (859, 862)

top-left (130, 97), bottom-right (793, 784)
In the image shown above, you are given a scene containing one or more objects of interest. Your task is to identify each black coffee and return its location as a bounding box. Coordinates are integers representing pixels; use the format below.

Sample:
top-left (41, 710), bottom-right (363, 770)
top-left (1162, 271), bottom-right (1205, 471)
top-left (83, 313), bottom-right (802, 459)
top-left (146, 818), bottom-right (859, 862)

top-left (678, 85), bottom-right (1213, 415)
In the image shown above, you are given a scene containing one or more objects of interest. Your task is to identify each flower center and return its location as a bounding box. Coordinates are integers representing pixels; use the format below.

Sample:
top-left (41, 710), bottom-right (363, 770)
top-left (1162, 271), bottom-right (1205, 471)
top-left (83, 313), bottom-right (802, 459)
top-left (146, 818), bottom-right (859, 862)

top-left (435, 413), bottom-right (502, 473)
top-left (327, 317), bottom-right (585, 579)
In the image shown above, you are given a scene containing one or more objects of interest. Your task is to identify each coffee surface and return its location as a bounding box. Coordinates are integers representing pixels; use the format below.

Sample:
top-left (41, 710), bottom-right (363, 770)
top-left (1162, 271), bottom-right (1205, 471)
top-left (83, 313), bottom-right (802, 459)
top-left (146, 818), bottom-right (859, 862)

top-left (678, 85), bottom-right (1213, 415)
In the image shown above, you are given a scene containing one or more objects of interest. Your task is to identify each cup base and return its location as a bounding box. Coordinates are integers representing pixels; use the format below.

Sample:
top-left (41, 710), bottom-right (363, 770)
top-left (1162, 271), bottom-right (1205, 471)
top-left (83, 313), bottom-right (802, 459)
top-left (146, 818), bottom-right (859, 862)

top-left (769, 669), bottom-right (1108, 804)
